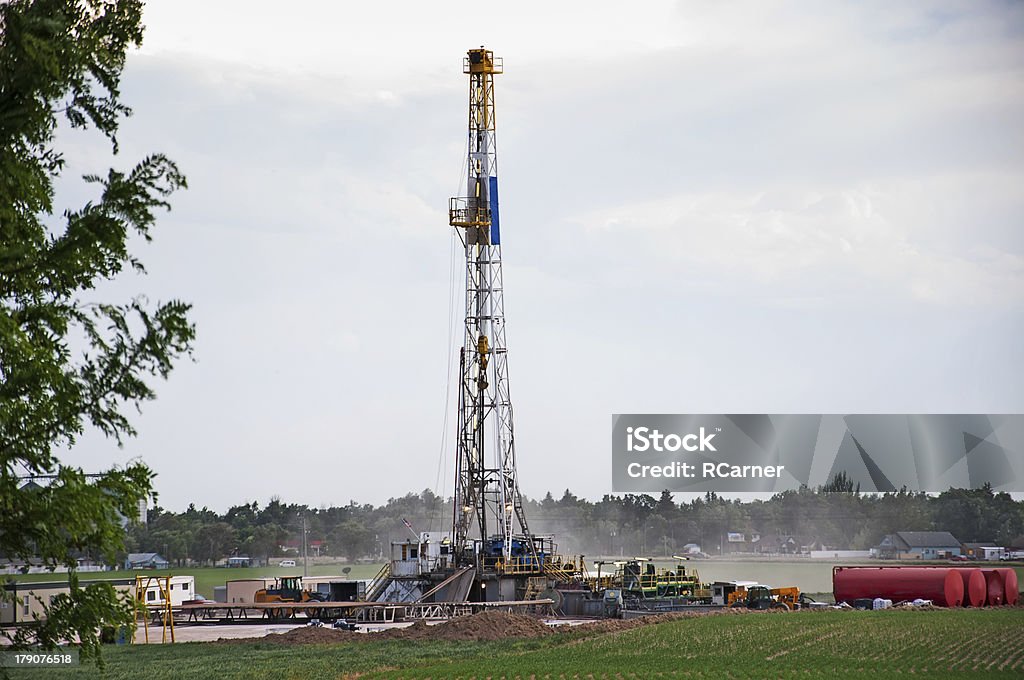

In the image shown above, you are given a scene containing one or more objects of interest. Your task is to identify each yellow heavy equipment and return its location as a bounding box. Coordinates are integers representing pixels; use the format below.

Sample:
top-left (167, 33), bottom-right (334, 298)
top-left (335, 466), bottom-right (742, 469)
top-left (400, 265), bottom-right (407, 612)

top-left (254, 576), bottom-right (325, 618)
top-left (770, 586), bottom-right (802, 610)
top-left (728, 584), bottom-right (804, 610)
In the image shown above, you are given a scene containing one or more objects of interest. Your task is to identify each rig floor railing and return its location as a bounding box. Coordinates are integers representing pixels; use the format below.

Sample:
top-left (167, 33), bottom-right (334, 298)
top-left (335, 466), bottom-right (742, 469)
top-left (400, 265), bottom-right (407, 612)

top-left (173, 598), bottom-right (554, 625)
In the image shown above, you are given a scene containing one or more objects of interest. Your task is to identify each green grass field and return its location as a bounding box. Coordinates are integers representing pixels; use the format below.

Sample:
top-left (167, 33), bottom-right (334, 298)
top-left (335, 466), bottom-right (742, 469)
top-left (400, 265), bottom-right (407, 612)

top-left (8, 607), bottom-right (1022, 679)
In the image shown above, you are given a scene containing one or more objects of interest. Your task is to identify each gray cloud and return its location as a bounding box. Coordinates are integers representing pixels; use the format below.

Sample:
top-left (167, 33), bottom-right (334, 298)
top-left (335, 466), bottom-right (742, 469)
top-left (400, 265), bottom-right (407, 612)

top-left (52, 1), bottom-right (1024, 510)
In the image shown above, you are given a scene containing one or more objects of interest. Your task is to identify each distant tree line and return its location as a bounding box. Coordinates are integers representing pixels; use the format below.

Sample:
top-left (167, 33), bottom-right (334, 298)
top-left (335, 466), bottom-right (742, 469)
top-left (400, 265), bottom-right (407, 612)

top-left (126, 482), bottom-right (1024, 565)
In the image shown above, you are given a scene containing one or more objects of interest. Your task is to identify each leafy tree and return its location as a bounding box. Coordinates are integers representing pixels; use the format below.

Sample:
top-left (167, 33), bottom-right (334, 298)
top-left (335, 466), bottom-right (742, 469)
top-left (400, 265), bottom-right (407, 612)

top-left (933, 485), bottom-right (1024, 544)
top-left (655, 489), bottom-right (676, 514)
top-left (0, 0), bottom-right (192, 664)
top-left (191, 522), bottom-right (236, 565)
top-left (821, 470), bottom-right (860, 494)
top-left (333, 520), bottom-right (373, 562)
top-left (249, 523), bottom-right (286, 562)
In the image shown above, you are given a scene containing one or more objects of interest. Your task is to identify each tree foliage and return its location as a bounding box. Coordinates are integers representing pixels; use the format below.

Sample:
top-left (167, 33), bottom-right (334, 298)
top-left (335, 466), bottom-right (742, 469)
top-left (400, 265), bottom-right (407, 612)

top-left (0, 0), bottom-right (192, 664)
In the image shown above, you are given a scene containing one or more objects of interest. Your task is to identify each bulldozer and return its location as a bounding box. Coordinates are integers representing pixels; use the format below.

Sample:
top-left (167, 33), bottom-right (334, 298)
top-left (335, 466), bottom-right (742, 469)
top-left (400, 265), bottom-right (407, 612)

top-left (255, 576), bottom-right (325, 604)
top-left (728, 585), bottom-right (804, 610)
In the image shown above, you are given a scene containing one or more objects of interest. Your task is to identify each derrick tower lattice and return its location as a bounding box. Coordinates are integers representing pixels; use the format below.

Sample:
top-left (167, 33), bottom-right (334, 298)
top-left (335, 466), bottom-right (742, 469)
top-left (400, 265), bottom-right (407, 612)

top-left (448, 47), bottom-right (533, 565)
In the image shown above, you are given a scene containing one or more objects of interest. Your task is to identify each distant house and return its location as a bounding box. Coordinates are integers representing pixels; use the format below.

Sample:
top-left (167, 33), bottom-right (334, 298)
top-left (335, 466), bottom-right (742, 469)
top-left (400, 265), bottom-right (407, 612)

top-left (876, 532), bottom-right (961, 560)
top-left (1, 552), bottom-right (107, 575)
top-left (804, 538), bottom-right (829, 553)
top-left (722, 532), bottom-right (749, 554)
top-left (125, 552), bottom-right (169, 570)
top-left (757, 535), bottom-right (799, 555)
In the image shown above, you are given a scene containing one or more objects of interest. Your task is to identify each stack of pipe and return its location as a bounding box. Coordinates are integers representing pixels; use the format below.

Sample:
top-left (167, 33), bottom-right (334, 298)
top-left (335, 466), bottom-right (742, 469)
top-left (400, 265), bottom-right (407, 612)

top-left (986, 568), bottom-right (1018, 606)
top-left (982, 569), bottom-right (1005, 606)
top-left (833, 567), bottom-right (963, 607)
top-left (833, 565), bottom-right (1020, 607)
top-left (996, 568), bottom-right (1019, 605)
top-left (926, 565), bottom-right (1018, 606)
top-left (949, 568), bottom-right (986, 607)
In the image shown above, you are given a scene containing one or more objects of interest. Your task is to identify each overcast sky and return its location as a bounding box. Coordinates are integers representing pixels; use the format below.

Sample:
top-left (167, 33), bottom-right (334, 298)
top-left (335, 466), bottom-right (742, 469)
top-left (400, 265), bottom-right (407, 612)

top-left (57, 1), bottom-right (1024, 512)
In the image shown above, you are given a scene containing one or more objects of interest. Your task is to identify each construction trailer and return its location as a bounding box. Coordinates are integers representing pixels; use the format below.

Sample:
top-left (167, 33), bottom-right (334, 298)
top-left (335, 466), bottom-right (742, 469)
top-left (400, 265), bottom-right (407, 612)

top-left (2, 579), bottom-right (128, 625)
top-left (225, 578), bottom-right (275, 604)
top-left (136, 575), bottom-right (195, 607)
top-left (2, 576), bottom-right (193, 625)
top-left (302, 576), bottom-right (367, 602)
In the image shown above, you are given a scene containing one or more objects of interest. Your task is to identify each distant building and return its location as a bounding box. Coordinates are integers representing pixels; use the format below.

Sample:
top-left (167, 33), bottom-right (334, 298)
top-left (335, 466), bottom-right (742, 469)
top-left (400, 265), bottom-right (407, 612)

top-left (3, 578), bottom-right (133, 625)
top-left (136, 575), bottom-right (196, 607)
top-left (804, 538), bottom-right (829, 553)
top-left (876, 532), bottom-right (961, 560)
top-left (757, 535), bottom-right (799, 555)
top-left (722, 532), bottom-right (749, 554)
top-left (225, 578), bottom-right (275, 604)
top-left (125, 552), bottom-right (169, 570)
top-left (3, 576), bottom-right (194, 625)
top-left (1, 553), bottom-right (107, 575)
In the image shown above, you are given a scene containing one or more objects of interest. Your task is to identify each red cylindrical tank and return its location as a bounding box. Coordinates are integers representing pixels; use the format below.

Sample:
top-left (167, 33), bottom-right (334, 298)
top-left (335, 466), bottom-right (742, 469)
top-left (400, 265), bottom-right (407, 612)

top-left (996, 568), bottom-right (1018, 605)
top-left (949, 568), bottom-right (987, 607)
top-left (983, 569), bottom-right (1005, 606)
top-left (833, 567), bottom-right (964, 607)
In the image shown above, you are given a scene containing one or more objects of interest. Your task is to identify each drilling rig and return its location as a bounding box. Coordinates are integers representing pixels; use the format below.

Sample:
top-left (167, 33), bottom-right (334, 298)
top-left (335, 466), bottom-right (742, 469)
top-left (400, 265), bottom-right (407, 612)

top-left (366, 47), bottom-right (581, 605)
top-left (448, 47), bottom-right (536, 572)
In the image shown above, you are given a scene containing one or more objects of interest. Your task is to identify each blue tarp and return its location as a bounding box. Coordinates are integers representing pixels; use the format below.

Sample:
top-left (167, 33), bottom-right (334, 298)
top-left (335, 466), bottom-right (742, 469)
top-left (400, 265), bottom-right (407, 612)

top-left (489, 176), bottom-right (500, 245)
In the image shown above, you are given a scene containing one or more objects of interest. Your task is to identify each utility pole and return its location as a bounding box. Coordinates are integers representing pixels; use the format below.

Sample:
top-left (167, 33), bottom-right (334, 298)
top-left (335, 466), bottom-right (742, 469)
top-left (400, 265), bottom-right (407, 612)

top-left (301, 513), bottom-right (309, 578)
